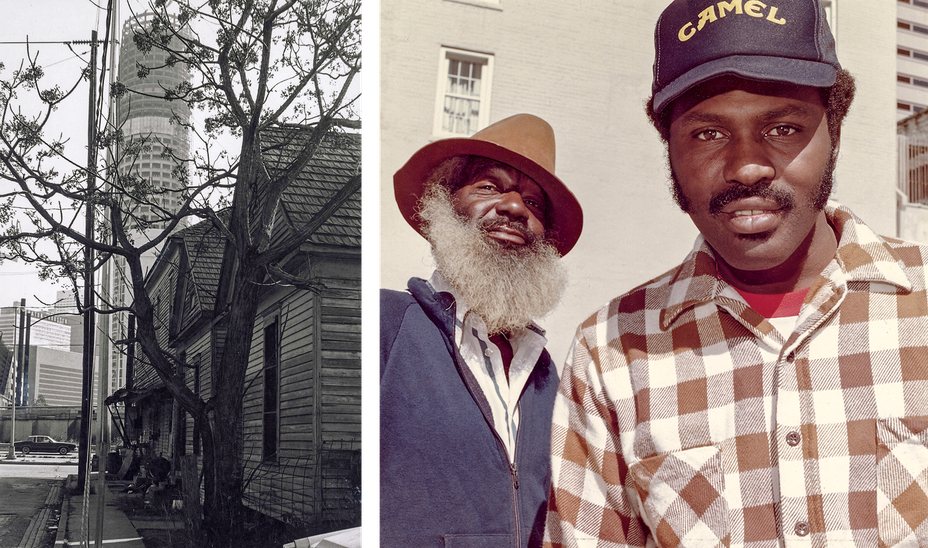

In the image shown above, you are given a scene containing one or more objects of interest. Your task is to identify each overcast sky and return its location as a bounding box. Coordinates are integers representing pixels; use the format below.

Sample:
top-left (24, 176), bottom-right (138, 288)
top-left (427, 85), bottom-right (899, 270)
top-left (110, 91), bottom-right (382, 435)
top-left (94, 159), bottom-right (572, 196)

top-left (0, 1), bottom-right (112, 310)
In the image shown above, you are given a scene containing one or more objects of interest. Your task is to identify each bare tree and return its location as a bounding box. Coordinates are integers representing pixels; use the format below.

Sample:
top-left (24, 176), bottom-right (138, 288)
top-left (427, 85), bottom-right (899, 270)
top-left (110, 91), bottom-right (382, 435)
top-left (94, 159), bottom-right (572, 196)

top-left (0, 0), bottom-right (360, 545)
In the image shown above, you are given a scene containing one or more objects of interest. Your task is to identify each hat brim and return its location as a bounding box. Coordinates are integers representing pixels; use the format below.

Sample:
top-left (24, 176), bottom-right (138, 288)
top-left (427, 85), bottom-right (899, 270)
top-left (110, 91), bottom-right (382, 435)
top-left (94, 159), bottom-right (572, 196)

top-left (394, 137), bottom-right (584, 256)
top-left (653, 55), bottom-right (838, 113)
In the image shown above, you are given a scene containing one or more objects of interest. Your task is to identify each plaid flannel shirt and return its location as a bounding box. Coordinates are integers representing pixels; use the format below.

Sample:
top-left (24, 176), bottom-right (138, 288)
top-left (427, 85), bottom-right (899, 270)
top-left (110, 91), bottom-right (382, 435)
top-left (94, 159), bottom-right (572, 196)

top-left (546, 204), bottom-right (928, 548)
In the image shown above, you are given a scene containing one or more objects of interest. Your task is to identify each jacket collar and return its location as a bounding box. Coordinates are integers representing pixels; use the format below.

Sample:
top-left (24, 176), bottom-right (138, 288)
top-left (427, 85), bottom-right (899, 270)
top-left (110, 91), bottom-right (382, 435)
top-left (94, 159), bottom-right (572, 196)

top-left (660, 203), bottom-right (914, 330)
top-left (406, 276), bottom-right (457, 339)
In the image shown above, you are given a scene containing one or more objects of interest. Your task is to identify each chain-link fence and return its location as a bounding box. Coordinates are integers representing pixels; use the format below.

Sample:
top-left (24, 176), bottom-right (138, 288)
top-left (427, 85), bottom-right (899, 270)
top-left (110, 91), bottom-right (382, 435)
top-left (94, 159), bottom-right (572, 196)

top-left (242, 439), bottom-right (361, 534)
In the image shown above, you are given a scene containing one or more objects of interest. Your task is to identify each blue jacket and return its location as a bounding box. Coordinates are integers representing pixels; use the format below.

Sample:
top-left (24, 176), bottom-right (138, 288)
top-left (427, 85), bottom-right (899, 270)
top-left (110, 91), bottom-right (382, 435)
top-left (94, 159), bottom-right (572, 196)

top-left (380, 278), bottom-right (559, 548)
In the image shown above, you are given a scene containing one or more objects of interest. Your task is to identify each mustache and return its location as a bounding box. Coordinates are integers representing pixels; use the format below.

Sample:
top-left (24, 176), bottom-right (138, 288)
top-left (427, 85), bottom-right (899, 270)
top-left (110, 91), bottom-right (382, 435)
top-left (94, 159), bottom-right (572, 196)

top-left (476, 218), bottom-right (538, 245)
top-left (708, 182), bottom-right (795, 215)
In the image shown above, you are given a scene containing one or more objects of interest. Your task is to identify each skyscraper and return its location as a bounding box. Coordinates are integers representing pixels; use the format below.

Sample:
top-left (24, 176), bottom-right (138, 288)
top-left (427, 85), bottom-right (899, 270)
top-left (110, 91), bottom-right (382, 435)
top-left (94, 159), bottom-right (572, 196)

top-left (100, 10), bottom-right (191, 397)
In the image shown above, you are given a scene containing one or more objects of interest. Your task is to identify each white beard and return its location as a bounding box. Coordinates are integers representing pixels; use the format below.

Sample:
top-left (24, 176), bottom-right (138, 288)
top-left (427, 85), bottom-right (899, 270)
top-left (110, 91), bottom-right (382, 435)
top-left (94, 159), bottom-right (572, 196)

top-left (418, 185), bottom-right (568, 334)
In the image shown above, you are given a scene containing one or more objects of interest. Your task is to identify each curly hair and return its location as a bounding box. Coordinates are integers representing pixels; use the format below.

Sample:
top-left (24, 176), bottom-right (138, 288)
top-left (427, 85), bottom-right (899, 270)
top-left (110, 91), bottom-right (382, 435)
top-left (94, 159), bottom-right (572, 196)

top-left (645, 68), bottom-right (857, 144)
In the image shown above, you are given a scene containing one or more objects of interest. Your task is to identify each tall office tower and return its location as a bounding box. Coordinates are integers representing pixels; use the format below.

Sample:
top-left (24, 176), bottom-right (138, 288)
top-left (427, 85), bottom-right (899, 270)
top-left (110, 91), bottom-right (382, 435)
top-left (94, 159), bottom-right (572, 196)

top-left (898, 0), bottom-right (928, 118)
top-left (99, 11), bottom-right (191, 397)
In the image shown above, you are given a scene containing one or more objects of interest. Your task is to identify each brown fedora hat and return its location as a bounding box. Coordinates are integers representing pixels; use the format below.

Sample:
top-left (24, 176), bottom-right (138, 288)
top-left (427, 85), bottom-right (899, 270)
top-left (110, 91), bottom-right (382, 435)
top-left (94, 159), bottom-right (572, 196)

top-left (393, 113), bottom-right (584, 256)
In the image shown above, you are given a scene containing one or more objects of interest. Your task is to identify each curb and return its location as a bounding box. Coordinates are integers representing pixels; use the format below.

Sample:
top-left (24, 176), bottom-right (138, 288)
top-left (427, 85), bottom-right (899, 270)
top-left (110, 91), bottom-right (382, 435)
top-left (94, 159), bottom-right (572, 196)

top-left (0, 459), bottom-right (79, 466)
top-left (18, 479), bottom-right (64, 548)
top-left (53, 477), bottom-right (75, 548)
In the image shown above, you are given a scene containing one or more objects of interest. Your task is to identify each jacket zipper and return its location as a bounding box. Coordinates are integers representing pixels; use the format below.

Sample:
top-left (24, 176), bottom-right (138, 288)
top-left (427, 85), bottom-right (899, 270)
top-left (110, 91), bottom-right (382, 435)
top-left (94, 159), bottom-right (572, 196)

top-left (445, 313), bottom-right (526, 547)
top-left (510, 401), bottom-right (523, 548)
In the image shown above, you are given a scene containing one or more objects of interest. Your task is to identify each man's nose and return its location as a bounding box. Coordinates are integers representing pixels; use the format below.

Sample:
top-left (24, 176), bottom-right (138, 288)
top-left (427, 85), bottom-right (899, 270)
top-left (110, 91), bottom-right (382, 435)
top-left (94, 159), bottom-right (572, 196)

top-left (724, 137), bottom-right (776, 186)
top-left (495, 190), bottom-right (530, 220)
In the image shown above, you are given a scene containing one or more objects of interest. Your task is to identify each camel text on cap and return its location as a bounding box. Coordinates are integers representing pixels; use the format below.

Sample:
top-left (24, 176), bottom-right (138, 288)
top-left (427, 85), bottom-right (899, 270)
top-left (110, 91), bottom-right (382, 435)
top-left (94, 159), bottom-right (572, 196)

top-left (678, 0), bottom-right (786, 42)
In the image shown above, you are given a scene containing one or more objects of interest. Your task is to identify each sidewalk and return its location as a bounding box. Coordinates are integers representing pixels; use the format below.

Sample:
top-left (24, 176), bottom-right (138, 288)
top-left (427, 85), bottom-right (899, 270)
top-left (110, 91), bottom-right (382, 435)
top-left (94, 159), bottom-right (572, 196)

top-left (53, 475), bottom-right (146, 548)
top-left (0, 454), bottom-right (79, 466)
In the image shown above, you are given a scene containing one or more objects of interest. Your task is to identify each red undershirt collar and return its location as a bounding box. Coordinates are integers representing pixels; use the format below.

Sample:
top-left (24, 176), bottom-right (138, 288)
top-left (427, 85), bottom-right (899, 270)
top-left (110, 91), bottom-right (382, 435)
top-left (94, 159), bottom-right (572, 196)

top-left (732, 286), bottom-right (810, 318)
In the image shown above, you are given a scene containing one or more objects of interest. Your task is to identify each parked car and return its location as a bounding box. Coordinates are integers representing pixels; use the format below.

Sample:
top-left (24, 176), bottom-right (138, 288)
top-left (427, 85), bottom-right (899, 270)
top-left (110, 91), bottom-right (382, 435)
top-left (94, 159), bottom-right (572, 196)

top-left (14, 435), bottom-right (76, 455)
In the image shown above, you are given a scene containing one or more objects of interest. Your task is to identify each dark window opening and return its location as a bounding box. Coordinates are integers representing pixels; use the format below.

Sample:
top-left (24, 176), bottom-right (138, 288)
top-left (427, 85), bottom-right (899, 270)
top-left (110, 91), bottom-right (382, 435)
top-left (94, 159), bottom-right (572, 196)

top-left (262, 320), bottom-right (279, 461)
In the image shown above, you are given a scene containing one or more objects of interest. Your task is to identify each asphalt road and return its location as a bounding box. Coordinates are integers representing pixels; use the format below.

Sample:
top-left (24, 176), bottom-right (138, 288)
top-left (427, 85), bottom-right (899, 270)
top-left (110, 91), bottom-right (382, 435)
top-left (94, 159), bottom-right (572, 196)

top-left (0, 475), bottom-right (68, 548)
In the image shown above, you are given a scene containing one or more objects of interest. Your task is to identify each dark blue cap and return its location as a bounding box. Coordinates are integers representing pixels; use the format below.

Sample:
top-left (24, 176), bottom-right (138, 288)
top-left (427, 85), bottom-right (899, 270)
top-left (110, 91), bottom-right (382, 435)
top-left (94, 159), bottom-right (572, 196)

top-left (651, 0), bottom-right (841, 113)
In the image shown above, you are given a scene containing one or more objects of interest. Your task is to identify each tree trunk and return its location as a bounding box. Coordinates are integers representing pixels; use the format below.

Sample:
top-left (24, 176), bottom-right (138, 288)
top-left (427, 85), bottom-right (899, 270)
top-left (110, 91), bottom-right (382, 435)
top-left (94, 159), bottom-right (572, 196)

top-left (201, 258), bottom-right (263, 547)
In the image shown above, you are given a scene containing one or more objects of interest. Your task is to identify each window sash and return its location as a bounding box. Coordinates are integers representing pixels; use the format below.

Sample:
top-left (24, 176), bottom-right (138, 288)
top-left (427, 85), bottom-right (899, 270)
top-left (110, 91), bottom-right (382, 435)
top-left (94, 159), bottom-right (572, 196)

top-left (434, 48), bottom-right (492, 137)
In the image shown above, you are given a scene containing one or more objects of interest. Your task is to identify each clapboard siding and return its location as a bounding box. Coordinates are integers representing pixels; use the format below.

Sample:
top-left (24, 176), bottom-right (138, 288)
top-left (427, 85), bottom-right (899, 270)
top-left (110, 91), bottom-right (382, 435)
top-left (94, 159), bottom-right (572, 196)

top-left (239, 255), bottom-right (359, 521)
top-left (318, 272), bottom-right (360, 445)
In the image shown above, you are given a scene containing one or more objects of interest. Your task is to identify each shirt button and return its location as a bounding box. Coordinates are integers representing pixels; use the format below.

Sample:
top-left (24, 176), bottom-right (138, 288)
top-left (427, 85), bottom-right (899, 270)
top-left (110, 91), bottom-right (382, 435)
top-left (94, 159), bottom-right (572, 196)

top-left (786, 352), bottom-right (795, 362)
top-left (484, 348), bottom-right (493, 357)
top-left (794, 521), bottom-right (810, 537)
top-left (786, 431), bottom-right (801, 446)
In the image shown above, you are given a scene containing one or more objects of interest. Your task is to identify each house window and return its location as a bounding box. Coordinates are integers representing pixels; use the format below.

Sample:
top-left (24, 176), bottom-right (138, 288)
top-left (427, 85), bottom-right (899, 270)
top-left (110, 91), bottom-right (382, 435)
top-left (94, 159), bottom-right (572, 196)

top-left (192, 353), bottom-right (201, 455)
top-left (262, 319), bottom-right (279, 461)
top-left (433, 47), bottom-right (493, 137)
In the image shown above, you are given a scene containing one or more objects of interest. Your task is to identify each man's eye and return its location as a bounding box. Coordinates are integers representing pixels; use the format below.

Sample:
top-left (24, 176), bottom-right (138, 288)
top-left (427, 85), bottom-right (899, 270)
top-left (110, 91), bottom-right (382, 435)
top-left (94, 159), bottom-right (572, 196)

top-left (767, 125), bottom-right (797, 137)
top-left (695, 129), bottom-right (722, 141)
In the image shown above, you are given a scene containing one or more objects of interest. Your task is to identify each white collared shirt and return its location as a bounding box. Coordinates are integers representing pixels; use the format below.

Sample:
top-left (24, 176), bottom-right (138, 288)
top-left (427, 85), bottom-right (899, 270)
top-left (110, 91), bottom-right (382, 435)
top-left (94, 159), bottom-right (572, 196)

top-left (429, 272), bottom-right (548, 459)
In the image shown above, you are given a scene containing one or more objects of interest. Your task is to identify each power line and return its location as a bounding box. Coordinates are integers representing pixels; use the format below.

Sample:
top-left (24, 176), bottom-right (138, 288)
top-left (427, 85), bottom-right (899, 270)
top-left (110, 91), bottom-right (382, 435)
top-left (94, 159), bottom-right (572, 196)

top-left (0, 40), bottom-right (113, 45)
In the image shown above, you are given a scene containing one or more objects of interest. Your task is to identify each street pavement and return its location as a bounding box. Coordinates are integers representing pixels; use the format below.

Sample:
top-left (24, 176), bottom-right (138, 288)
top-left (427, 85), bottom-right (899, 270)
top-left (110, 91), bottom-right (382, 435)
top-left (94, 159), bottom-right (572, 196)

top-left (54, 475), bottom-right (146, 548)
top-left (0, 453), bottom-right (146, 548)
top-left (0, 476), bottom-right (61, 548)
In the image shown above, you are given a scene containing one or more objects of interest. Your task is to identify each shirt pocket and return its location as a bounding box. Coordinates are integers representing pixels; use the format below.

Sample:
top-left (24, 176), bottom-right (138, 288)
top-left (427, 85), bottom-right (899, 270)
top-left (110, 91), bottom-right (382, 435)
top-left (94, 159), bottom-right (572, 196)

top-left (877, 416), bottom-right (928, 546)
top-left (629, 445), bottom-right (728, 547)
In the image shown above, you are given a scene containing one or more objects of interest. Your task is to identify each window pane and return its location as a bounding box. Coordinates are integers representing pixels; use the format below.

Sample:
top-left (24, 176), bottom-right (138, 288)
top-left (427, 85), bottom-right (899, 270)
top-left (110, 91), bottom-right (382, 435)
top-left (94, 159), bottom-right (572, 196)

top-left (443, 96), bottom-right (480, 134)
top-left (443, 57), bottom-right (483, 134)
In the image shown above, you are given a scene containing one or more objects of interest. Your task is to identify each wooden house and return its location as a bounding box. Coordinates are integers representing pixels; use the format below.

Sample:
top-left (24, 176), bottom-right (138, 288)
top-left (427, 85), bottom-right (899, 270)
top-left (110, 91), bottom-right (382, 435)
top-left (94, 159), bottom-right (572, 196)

top-left (130, 126), bottom-right (361, 530)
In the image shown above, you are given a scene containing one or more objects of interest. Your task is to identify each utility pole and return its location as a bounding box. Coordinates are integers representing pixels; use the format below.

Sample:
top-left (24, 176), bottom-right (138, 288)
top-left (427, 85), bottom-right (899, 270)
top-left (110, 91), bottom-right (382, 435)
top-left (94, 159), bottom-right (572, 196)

top-left (78, 30), bottom-right (98, 494)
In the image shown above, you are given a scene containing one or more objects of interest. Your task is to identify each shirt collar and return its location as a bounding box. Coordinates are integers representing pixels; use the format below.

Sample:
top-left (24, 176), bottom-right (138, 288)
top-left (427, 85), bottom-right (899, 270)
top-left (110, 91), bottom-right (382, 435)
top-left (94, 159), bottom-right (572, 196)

top-left (427, 270), bottom-right (547, 340)
top-left (660, 202), bottom-right (914, 330)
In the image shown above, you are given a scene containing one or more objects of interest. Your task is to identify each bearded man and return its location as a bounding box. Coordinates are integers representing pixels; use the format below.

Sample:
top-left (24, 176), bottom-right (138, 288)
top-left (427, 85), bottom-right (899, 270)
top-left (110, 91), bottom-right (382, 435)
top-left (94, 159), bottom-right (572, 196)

top-left (381, 113), bottom-right (583, 548)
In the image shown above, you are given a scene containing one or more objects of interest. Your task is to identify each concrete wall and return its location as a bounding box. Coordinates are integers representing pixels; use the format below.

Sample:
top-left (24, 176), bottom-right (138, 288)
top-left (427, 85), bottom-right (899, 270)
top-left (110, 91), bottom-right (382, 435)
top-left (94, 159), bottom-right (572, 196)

top-left (381, 0), bottom-right (899, 362)
top-left (0, 407), bottom-right (82, 444)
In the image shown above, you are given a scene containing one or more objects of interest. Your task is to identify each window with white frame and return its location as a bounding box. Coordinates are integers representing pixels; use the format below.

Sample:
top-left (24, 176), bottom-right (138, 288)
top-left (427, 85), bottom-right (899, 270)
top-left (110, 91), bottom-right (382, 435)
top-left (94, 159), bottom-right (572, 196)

top-left (434, 47), bottom-right (493, 137)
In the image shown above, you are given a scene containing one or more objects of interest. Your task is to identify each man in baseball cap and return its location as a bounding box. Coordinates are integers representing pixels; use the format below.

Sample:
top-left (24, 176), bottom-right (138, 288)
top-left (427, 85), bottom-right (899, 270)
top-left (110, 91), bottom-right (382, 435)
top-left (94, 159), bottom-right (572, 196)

top-left (547, 1), bottom-right (928, 546)
top-left (381, 113), bottom-right (583, 547)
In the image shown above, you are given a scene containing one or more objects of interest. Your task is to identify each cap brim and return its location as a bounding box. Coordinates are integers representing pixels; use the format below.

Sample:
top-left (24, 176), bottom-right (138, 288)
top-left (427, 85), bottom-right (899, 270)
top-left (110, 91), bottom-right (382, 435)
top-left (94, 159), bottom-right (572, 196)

top-left (394, 138), bottom-right (584, 256)
top-left (653, 55), bottom-right (838, 113)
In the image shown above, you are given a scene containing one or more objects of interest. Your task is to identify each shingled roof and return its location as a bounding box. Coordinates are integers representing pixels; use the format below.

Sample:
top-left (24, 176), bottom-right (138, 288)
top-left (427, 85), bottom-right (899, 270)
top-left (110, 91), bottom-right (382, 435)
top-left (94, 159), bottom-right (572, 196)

top-left (262, 126), bottom-right (361, 249)
top-left (177, 211), bottom-right (227, 319)
top-left (153, 125), bottom-right (361, 327)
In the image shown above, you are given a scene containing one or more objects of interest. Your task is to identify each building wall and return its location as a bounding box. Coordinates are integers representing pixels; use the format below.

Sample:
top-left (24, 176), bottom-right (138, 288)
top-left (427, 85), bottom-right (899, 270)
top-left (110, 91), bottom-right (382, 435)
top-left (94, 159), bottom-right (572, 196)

top-left (898, 0), bottom-right (928, 117)
top-left (0, 306), bottom-right (72, 352)
top-left (381, 0), bottom-right (899, 362)
top-left (241, 254), bottom-right (361, 523)
top-left (27, 346), bottom-right (85, 407)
